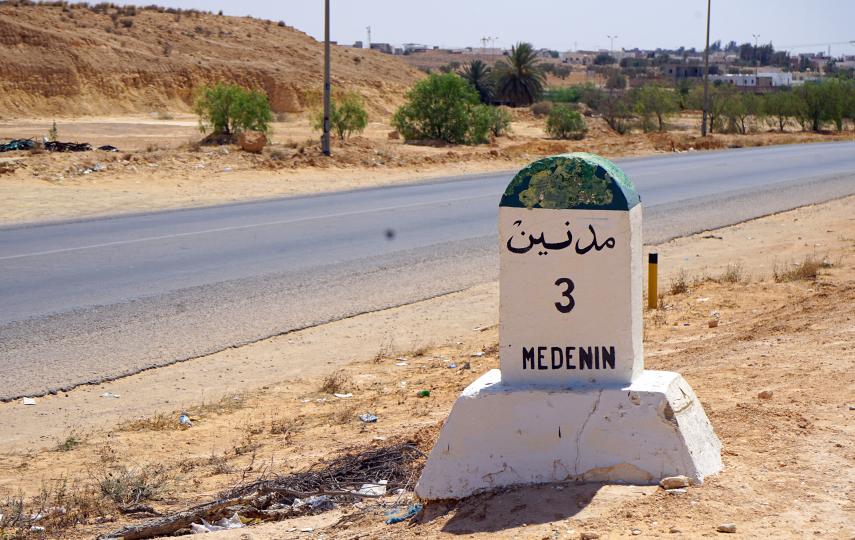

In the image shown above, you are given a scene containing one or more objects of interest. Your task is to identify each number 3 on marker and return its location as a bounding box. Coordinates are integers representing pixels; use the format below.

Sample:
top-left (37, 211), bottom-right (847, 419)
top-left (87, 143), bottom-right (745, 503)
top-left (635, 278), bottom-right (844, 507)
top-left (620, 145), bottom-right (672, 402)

top-left (554, 277), bottom-right (575, 313)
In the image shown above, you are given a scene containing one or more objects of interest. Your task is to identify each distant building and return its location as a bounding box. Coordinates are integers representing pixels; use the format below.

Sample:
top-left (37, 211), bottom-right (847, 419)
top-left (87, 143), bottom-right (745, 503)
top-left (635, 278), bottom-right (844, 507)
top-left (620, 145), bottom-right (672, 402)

top-left (352, 40), bottom-right (363, 48)
top-left (403, 43), bottom-right (429, 53)
top-left (663, 64), bottom-right (705, 80)
top-left (561, 52), bottom-right (593, 65)
top-left (709, 74), bottom-right (757, 87)
top-left (370, 43), bottom-right (393, 54)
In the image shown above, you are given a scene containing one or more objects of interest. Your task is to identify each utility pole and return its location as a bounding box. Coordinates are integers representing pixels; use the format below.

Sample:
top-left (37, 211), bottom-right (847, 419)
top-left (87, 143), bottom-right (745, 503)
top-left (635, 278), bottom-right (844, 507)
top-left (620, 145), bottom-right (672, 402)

top-left (607, 34), bottom-right (617, 55)
top-left (752, 33), bottom-right (760, 76)
top-left (322, 0), bottom-right (331, 156)
top-left (366, 26), bottom-right (371, 49)
top-left (701, 0), bottom-right (711, 137)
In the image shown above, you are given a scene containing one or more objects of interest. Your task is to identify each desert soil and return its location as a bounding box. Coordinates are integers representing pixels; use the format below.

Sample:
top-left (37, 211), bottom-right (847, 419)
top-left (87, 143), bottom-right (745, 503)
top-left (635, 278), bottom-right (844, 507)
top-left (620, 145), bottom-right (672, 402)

top-left (0, 196), bottom-right (852, 539)
top-left (1, 113), bottom-right (851, 225)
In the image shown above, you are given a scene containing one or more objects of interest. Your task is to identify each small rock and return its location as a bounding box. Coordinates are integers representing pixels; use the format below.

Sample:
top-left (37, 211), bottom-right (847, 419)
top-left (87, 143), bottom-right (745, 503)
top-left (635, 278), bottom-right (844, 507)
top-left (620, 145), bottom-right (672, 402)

top-left (669, 526), bottom-right (681, 533)
top-left (660, 475), bottom-right (690, 489)
top-left (238, 131), bottom-right (266, 153)
top-left (717, 523), bottom-right (736, 533)
top-left (387, 130), bottom-right (400, 140)
top-left (631, 529), bottom-right (642, 536)
top-left (666, 488), bottom-right (687, 494)
top-left (581, 533), bottom-right (600, 540)
top-left (758, 390), bottom-right (774, 400)
top-left (708, 319), bottom-right (719, 328)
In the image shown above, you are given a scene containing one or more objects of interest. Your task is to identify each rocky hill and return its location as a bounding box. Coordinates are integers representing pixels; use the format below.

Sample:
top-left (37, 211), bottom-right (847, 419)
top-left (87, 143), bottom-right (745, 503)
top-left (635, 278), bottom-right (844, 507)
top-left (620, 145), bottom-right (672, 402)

top-left (0, 2), bottom-right (422, 118)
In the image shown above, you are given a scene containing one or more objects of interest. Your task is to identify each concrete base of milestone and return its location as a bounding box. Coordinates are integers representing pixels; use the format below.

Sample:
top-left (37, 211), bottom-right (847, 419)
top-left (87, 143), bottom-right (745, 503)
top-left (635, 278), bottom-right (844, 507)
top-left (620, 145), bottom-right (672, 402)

top-left (415, 369), bottom-right (722, 500)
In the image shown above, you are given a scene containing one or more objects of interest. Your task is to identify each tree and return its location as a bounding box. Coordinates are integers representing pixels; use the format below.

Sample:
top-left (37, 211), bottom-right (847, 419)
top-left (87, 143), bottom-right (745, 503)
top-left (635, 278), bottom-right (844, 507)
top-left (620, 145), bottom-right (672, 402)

top-left (312, 92), bottom-right (368, 140)
top-left (495, 42), bottom-right (546, 107)
top-left (460, 60), bottom-right (493, 103)
top-left (605, 72), bottom-right (627, 90)
top-left (633, 85), bottom-right (678, 132)
top-left (763, 91), bottom-right (798, 132)
top-left (690, 84), bottom-right (731, 134)
top-left (593, 53), bottom-right (616, 65)
top-left (392, 73), bottom-right (490, 144)
top-left (794, 82), bottom-right (827, 131)
top-left (545, 104), bottom-right (587, 139)
top-left (194, 83), bottom-right (272, 142)
top-left (48, 120), bottom-right (58, 142)
top-left (823, 78), bottom-right (849, 131)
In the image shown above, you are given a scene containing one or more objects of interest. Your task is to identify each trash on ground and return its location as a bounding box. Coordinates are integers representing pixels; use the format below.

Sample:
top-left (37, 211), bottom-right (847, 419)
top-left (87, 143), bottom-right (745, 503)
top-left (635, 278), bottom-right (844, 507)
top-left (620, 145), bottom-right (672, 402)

top-left (447, 362), bottom-right (458, 369)
top-left (461, 361), bottom-right (471, 370)
top-left (97, 145), bottom-right (120, 152)
top-left (471, 351), bottom-right (485, 357)
top-left (190, 512), bottom-right (244, 533)
top-left (100, 392), bottom-right (120, 399)
top-left (395, 362), bottom-right (408, 367)
top-left (292, 495), bottom-right (334, 512)
top-left (179, 413), bottom-right (192, 427)
top-left (22, 397), bottom-right (36, 405)
top-left (45, 141), bottom-right (92, 152)
top-left (385, 503), bottom-right (423, 524)
top-left (417, 390), bottom-right (430, 398)
top-left (358, 480), bottom-right (387, 496)
top-left (334, 393), bottom-right (353, 399)
top-left (358, 413), bottom-right (378, 423)
top-left (0, 139), bottom-right (34, 152)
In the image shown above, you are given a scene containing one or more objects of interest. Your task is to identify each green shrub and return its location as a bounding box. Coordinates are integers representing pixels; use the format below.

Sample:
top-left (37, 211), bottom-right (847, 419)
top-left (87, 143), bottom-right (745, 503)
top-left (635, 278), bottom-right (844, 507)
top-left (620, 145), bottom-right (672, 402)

top-left (392, 73), bottom-right (489, 144)
top-left (194, 83), bottom-right (272, 142)
top-left (313, 92), bottom-right (369, 140)
top-left (545, 104), bottom-right (587, 139)
top-left (542, 86), bottom-right (583, 103)
top-left (487, 106), bottom-right (512, 137)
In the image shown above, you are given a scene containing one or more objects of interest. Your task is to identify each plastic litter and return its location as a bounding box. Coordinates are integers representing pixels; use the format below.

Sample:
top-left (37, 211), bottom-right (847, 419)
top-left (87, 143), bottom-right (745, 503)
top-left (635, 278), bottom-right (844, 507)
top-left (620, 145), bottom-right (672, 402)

top-left (100, 392), bottom-right (120, 399)
top-left (179, 413), bottom-right (192, 427)
top-left (417, 390), bottom-right (430, 398)
top-left (471, 351), bottom-right (485, 357)
top-left (395, 362), bottom-right (408, 367)
top-left (0, 139), bottom-right (34, 152)
top-left (293, 495), bottom-right (334, 511)
top-left (358, 480), bottom-right (387, 496)
top-left (385, 503), bottom-right (422, 524)
top-left (358, 413), bottom-right (378, 423)
top-left (45, 141), bottom-right (92, 152)
top-left (447, 362), bottom-right (458, 369)
top-left (334, 393), bottom-right (353, 399)
top-left (190, 512), bottom-right (243, 533)
top-left (22, 397), bottom-right (36, 405)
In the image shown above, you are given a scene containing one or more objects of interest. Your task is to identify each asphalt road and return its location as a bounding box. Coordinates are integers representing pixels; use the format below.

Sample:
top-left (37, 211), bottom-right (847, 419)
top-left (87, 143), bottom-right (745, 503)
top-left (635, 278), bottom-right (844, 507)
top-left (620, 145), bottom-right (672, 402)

top-left (2, 142), bottom-right (855, 400)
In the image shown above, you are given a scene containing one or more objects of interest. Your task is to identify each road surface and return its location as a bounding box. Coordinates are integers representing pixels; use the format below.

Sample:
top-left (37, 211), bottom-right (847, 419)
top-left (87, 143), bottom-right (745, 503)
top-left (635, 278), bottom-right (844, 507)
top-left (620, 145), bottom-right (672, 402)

top-left (2, 142), bottom-right (855, 400)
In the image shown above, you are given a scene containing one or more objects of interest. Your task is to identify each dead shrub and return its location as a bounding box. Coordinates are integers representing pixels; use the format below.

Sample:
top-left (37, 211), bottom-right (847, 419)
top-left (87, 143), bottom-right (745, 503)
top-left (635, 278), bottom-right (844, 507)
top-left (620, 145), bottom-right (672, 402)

top-left (773, 254), bottom-right (832, 282)
top-left (718, 262), bottom-right (748, 284)
top-left (319, 370), bottom-right (351, 394)
top-left (669, 269), bottom-right (690, 295)
top-left (95, 464), bottom-right (171, 505)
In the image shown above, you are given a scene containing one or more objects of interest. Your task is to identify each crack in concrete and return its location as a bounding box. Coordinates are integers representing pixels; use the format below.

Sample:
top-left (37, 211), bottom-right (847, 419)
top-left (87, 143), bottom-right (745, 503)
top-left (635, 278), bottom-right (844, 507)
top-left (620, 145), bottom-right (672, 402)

top-left (575, 388), bottom-right (603, 476)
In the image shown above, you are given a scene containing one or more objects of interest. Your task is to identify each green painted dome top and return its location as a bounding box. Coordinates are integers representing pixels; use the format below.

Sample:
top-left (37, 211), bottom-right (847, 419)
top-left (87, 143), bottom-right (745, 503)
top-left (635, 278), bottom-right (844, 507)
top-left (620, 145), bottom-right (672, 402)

top-left (500, 152), bottom-right (640, 211)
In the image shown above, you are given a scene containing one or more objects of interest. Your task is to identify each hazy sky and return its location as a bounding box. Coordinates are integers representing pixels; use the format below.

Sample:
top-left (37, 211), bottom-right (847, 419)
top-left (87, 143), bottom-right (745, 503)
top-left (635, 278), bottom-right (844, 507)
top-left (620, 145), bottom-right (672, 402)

top-left (116, 1), bottom-right (855, 56)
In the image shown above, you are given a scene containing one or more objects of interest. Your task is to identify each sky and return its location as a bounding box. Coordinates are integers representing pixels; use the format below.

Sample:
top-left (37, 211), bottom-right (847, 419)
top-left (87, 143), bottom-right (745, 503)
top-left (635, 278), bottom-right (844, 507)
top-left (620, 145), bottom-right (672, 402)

top-left (113, 0), bottom-right (855, 56)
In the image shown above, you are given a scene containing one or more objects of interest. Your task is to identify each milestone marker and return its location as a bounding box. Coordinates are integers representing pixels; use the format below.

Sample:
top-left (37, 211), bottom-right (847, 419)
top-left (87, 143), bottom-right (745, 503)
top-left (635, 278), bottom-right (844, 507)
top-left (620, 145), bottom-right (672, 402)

top-left (416, 153), bottom-right (722, 500)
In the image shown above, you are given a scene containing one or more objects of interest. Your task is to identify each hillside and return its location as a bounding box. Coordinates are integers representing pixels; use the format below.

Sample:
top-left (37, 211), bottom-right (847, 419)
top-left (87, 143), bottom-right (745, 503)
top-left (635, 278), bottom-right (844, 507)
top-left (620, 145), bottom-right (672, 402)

top-left (0, 2), bottom-right (423, 118)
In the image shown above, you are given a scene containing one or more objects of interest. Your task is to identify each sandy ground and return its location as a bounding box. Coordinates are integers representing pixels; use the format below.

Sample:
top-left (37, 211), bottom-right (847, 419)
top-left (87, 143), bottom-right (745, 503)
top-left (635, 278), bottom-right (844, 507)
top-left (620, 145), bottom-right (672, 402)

top-left (1, 114), bottom-right (850, 225)
top-left (0, 196), bottom-right (852, 539)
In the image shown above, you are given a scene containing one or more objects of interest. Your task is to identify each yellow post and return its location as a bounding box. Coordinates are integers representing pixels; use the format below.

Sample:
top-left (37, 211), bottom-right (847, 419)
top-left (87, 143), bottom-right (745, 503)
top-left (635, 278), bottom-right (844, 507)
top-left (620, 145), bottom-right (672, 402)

top-left (647, 252), bottom-right (658, 310)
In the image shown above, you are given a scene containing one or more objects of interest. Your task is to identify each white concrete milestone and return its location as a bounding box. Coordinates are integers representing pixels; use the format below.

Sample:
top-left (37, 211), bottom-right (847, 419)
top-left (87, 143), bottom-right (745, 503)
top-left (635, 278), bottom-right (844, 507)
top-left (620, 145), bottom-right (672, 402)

top-left (416, 153), bottom-right (722, 500)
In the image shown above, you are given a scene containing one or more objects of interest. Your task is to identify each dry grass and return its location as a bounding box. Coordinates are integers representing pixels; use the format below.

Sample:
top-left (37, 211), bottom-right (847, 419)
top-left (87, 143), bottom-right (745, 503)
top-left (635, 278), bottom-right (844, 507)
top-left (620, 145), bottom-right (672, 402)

top-left (319, 370), bottom-right (351, 394)
top-left (95, 464), bottom-right (172, 505)
top-left (54, 432), bottom-right (83, 452)
top-left (669, 269), bottom-right (691, 295)
top-left (773, 254), bottom-right (833, 282)
top-left (718, 262), bottom-right (749, 284)
top-left (121, 393), bottom-right (247, 432)
top-left (0, 479), bottom-right (109, 538)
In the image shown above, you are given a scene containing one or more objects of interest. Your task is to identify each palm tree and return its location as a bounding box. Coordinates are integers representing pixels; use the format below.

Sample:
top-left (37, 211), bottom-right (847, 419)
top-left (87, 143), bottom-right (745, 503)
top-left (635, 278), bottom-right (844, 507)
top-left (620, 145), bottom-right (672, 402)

top-left (460, 59), bottom-right (493, 103)
top-left (496, 42), bottom-right (546, 107)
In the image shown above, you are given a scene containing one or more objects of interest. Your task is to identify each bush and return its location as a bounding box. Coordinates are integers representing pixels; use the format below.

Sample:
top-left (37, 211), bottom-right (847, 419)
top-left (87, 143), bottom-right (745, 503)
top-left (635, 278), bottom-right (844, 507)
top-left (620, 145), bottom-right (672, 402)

top-left (392, 73), bottom-right (489, 144)
top-left (487, 106), bottom-right (512, 137)
top-left (542, 86), bottom-right (583, 103)
top-left (531, 101), bottom-right (553, 117)
top-left (545, 104), bottom-right (587, 139)
top-left (193, 83), bottom-right (272, 142)
top-left (312, 92), bottom-right (369, 141)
